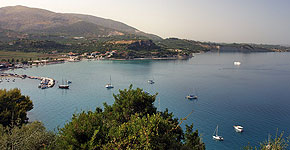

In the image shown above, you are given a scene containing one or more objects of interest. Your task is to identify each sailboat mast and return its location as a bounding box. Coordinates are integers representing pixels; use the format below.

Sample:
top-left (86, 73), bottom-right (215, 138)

top-left (216, 125), bottom-right (218, 136)
top-left (110, 75), bottom-right (111, 84)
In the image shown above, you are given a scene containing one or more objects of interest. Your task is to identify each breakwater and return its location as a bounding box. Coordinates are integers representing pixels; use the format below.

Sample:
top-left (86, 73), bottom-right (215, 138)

top-left (0, 73), bottom-right (55, 89)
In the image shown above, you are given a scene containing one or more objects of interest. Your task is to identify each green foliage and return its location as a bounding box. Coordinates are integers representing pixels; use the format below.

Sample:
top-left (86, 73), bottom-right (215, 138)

top-left (57, 110), bottom-right (107, 150)
top-left (0, 121), bottom-right (56, 150)
top-left (105, 113), bottom-right (182, 150)
top-left (56, 85), bottom-right (204, 150)
top-left (0, 88), bottom-right (33, 127)
top-left (104, 85), bottom-right (157, 123)
top-left (244, 131), bottom-right (289, 150)
top-left (182, 124), bottom-right (205, 150)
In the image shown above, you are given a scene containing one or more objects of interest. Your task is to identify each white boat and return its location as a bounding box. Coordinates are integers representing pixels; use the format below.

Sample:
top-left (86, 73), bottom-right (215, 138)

top-left (105, 76), bottom-right (114, 89)
top-left (148, 79), bottom-right (155, 84)
top-left (233, 125), bottom-right (244, 132)
top-left (234, 61), bottom-right (241, 66)
top-left (186, 95), bottom-right (198, 100)
top-left (59, 79), bottom-right (69, 89)
top-left (59, 85), bottom-right (69, 89)
top-left (213, 125), bottom-right (224, 141)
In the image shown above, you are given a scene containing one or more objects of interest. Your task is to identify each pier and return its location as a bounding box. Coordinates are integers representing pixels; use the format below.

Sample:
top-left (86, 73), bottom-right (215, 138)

top-left (0, 73), bottom-right (55, 88)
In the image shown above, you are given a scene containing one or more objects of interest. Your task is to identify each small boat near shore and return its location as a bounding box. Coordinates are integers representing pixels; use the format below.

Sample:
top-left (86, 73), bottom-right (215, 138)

top-left (59, 79), bottom-right (69, 89)
top-left (59, 84), bottom-right (69, 89)
top-left (233, 125), bottom-right (244, 132)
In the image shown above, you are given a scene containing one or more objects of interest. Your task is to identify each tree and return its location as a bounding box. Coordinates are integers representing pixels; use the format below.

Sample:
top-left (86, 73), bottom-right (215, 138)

top-left (182, 124), bottom-right (205, 150)
top-left (56, 85), bottom-right (204, 150)
top-left (0, 88), bottom-right (33, 127)
top-left (103, 84), bottom-right (157, 124)
top-left (0, 121), bottom-right (56, 150)
top-left (57, 109), bottom-right (107, 150)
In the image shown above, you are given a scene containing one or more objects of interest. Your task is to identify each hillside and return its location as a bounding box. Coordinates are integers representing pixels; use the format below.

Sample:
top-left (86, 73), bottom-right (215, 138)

top-left (0, 5), bottom-right (162, 40)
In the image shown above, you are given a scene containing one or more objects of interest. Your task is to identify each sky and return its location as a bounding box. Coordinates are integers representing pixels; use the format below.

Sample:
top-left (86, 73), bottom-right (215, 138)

top-left (1, 0), bottom-right (290, 45)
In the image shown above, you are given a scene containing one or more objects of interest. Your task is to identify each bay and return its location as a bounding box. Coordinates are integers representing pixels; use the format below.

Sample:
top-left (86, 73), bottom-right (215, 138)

top-left (1, 52), bottom-right (290, 149)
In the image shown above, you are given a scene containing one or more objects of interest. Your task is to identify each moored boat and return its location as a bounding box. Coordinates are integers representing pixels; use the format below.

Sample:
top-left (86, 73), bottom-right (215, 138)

top-left (233, 125), bottom-right (244, 132)
top-left (234, 61), bottom-right (241, 66)
top-left (213, 125), bottom-right (224, 141)
top-left (59, 84), bottom-right (69, 89)
top-left (148, 79), bottom-right (155, 84)
top-left (105, 76), bottom-right (114, 89)
top-left (59, 79), bottom-right (69, 89)
top-left (186, 95), bottom-right (198, 100)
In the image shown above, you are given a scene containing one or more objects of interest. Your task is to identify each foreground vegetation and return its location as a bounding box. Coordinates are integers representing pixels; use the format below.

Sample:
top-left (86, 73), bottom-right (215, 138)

top-left (0, 88), bottom-right (289, 150)
top-left (0, 87), bottom-right (205, 149)
top-left (244, 131), bottom-right (289, 150)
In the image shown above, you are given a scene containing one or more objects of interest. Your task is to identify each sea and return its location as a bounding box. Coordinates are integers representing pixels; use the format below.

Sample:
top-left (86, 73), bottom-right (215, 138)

top-left (1, 52), bottom-right (290, 150)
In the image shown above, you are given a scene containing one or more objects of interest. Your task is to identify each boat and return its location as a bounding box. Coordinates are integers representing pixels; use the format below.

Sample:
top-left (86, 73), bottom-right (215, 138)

top-left (213, 125), bottom-right (224, 141)
top-left (105, 76), bottom-right (114, 89)
top-left (234, 61), bottom-right (241, 66)
top-left (59, 79), bottom-right (69, 89)
top-left (148, 79), bottom-right (155, 84)
top-left (186, 94), bottom-right (198, 100)
top-left (186, 87), bottom-right (198, 100)
top-left (233, 125), bottom-right (244, 132)
top-left (59, 84), bottom-right (69, 89)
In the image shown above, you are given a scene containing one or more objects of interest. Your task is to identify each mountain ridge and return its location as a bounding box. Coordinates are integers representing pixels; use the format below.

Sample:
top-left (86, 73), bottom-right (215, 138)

top-left (0, 5), bottom-right (162, 40)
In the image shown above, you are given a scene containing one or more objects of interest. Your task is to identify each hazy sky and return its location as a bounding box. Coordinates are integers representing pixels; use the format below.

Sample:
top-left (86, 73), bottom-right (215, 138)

top-left (1, 0), bottom-right (290, 45)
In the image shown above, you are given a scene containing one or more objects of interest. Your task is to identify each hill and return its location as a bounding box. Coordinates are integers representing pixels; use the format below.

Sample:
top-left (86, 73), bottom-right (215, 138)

top-left (0, 5), bottom-right (162, 40)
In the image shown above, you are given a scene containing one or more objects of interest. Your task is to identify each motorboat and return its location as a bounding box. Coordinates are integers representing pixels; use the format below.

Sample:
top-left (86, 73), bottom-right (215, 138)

top-left (148, 80), bottom-right (155, 84)
top-left (233, 125), bottom-right (244, 132)
top-left (186, 95), bottom-right (198, 100)
top-left (234, 61), bottom-right (241, 66)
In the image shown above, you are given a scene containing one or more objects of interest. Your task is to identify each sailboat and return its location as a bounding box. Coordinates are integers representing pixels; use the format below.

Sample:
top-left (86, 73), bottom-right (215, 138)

top-left (105, 76), bottom-right (114, 89)
top-left (186, 87), bottom-right (198, 100)
top-left (213, 125), bottom-right (224, 141)
top-left (59, 79), bottom-right (69, 89)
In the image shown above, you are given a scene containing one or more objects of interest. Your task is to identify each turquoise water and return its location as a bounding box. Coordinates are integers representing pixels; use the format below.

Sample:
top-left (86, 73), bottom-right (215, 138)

top-left (1, 52), bottom-right (290, 149)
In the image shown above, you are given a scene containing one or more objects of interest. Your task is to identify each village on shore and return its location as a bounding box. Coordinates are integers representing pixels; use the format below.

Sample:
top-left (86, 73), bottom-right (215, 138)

top-left (0, 49), bottom-right (194, 71)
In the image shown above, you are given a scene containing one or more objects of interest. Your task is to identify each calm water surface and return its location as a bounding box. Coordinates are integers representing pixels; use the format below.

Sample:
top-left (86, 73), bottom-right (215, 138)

top-left (1, 52), bottom-right (290, 149)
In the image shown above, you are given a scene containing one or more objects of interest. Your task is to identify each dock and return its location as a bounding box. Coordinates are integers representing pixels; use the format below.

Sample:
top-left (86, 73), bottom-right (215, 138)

top-left (0, 73), bottom-right (55, 88)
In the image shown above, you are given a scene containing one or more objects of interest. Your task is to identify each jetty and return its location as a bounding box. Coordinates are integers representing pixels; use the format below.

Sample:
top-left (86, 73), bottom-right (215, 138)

top-left (0, 73), bottom-right (55, 88)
